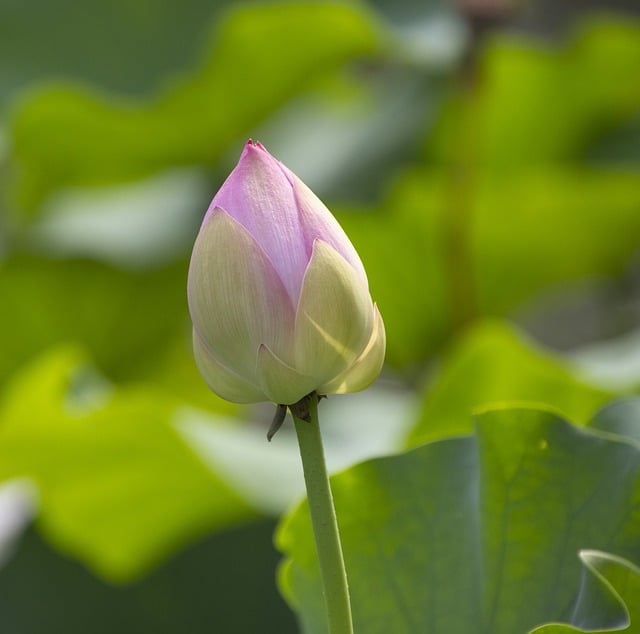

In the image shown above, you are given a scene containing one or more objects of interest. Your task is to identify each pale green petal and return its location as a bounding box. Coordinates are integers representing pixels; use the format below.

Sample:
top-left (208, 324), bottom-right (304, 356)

top-left (257, 344), bottom-right (317, 405)
top-left (192, 330), bottom-right (267, 403)
top-left (319, 304), bottom-right (386, 395)
top-left (188, 209), bottom-right (295, 381)
top-left (294, 240), bottom-right (374, 384)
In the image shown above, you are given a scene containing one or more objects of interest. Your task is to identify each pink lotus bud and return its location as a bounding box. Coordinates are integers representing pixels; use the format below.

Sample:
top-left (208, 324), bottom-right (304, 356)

top-left (188, 141), bottom-right (385, 405)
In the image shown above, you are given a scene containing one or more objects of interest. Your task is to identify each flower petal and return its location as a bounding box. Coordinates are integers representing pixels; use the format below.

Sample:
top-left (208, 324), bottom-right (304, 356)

top-left (188, 208), bottom-right (295, 381)
top-left (294, 240), bottom-right (374, 384)
top-left (192, 330), bottom-right (267, 403)
top-left (319, 304), bottom-right (386, 395)
top-left (282, 166), bottom-right (367, 285)
top-left (257, 344), bottom-right (317, 405)
top-left (205, 141), bottom-right (309, 304)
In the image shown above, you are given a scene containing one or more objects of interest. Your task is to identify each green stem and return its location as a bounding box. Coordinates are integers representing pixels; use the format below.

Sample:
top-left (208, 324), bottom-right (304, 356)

top-left (292, 393), bottom-right (354, 634)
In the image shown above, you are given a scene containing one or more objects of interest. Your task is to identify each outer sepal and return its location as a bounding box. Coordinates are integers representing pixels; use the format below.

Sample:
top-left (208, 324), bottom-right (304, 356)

top-left (192, 330), bottom-right (266, 403)
top-left (257, 344), bottom-right (317, 405)
top-left (320, 304), bottom-right (385, 395)
top-left (188, 208), bottom-right (295, 381)
top-left (294, 240), bottom-right (374, 385)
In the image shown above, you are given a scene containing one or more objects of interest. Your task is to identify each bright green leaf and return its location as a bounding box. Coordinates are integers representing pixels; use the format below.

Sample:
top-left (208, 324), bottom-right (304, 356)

top-left (0, 255), bottom-right (238, 413)
top-left (277, 407), bottom-right (640, 633)
top-left (0, 347), bottom-right (255, 581)
top-left (335, 179), bottom-right (451, 368)
top-left (0, 256), bottom-right (186, 383)
top-left (10, 2), bottom-right (380, 211)
top-left (336, 20), bottom-right (640, 370)
top-left (429, 20), bottom-right (640, 165)
top-left (407, 321), bottom-right (612, 445)
top-left (337, 164), bottom-right (640, 368)
top-left (471, 168), bottom-right (640, 316)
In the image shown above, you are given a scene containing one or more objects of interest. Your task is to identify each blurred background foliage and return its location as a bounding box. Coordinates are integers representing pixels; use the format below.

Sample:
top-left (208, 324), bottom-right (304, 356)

top-left (0, 0), bottom-right (639, 632)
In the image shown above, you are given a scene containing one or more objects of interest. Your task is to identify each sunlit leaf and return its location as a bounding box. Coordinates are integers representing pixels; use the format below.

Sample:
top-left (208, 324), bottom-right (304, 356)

top-left (0, 256), bottom-right (185, 383)
top-left (10, 3), bottom-right (380, 211)
top-left (0, 348), bottom-right (255, 581)
top-left (339, 164), bottom-right (640, 367)
top-left (335, 182), bottom-right (451, 368)
top-left (335, 19), bottom-right (640, 369)
top-left (470, 168), bottom-right (640, 316)
top-left (407, 321), bottom-right (613, 445)
top-left (0, 255), bottom-right (239, 414)
top-left (429, 19), bottom-right (640, 165)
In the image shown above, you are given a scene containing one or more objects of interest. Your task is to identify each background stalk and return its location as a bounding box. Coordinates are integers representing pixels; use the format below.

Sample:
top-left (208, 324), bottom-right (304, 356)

top-left (292, 393), bottom-right (354, 634)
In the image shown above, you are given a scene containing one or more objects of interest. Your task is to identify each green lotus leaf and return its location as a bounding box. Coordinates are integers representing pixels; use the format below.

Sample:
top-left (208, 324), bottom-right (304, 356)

top-left (278, 407), bottom-right (640, 633)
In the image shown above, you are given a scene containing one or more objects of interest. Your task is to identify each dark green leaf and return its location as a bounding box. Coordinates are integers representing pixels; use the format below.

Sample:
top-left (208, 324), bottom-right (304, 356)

top-left (0, 0), bottom-right (230, 101)
top-left (529, 552), bottom-right (640, 633)
top-left (278, 407), bottom-right (640, 633)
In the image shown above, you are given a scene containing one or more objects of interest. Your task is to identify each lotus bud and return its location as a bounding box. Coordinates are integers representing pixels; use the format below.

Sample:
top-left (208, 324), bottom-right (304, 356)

top-left (187, 140), bottom-right (385, 406)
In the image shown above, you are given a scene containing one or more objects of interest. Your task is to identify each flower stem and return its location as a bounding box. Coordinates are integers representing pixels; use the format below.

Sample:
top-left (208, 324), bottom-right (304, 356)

top-left (291, 393), bottom-right (354, 634)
